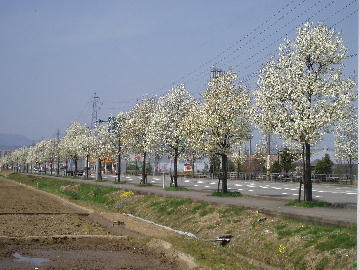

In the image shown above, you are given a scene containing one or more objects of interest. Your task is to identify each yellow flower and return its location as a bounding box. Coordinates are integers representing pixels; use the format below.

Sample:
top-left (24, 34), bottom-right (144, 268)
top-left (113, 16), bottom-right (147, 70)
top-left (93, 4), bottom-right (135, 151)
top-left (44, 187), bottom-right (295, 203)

top-left (119, 191), bottom-right (134, 198)
top-left (278, 244), bottom-right (286, 253)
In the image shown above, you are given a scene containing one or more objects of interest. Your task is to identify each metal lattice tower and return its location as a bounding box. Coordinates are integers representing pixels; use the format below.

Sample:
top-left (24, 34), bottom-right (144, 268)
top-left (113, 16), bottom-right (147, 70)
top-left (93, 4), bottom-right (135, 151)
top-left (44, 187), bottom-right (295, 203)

top-left (91, 92), bottom-right (100, 129)
top-left (210, 66), bottom-right (225, 79)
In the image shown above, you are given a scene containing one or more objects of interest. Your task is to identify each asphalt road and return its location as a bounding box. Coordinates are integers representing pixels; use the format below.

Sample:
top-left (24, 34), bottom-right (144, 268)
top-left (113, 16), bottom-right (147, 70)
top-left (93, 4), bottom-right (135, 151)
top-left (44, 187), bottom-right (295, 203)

top-left (93, 174), bottom-right (357, 206)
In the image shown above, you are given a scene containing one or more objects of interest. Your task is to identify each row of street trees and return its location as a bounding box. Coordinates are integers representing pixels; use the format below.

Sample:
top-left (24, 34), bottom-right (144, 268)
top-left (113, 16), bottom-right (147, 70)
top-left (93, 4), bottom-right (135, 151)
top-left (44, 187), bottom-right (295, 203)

top-left (2, 22), bottom-right (357, 201)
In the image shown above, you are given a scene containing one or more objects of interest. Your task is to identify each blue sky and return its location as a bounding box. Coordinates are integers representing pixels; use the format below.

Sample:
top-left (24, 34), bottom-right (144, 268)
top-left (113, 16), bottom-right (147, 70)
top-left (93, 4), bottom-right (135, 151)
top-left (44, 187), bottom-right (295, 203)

top-left (0, 0), bottom-right (357, 146)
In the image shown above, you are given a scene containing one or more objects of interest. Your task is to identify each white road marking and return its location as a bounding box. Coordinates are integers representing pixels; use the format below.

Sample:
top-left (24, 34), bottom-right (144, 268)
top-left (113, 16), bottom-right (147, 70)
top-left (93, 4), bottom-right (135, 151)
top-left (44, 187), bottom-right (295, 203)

top-left (315, 196), bottom-right (321, 198)
top-left (248, 189), bottom-right (254, 192)
top-left (346, 192), bottom-right (356, 195)
top-left (194, 184), bottom-right (199, 187)
top-left (281, 193), bottom-right (288, 195)
top-left (184, 180), bottom-right (190, 183)
top-left (197, 181), bottom-right (204, 184)
top-left (154, 178), bottom-right (160, 180)
top-left (210, 182), bottom-right (216, 185)
top-left (292, 194), bottom-right (298, 196)
top-left (235, 184), bottom-right (242, 187)
top-left (238, 189), bottom-right (243, 191)
top-left (204, 186), bottom-right (210, 188)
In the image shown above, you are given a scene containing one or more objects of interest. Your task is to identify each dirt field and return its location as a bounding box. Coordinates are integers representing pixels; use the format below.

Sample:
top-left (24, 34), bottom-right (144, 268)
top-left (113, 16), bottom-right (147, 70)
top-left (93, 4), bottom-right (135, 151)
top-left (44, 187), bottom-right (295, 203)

top-left (0, 178), bottom-right (179, 270)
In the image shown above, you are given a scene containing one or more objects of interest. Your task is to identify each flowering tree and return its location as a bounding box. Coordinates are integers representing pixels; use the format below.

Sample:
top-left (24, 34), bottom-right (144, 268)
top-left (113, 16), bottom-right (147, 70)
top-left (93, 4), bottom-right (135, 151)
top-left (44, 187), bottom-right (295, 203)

top-left (76, 126), bottom-right (96, 179)
top-left (34, 140), bottom-right (49, 173)
top-left (335, 111), bottom-right (357, 178)
top-left (186, 72), bottom-right (253, 193)
top-left (123, 98), bottom-right (156, 184)
top-left (256, 22), bottom-right (355, 201)
top-left (43, 138), bottom-right (59, 175)
top-left (59, 122), bottom-right (88, 176)
top-left (147, 85), bottom-right (197, 187)
top-left (26, 146), bottom-right (37, 172)
top-left (91, 123), bottom-right (119, 180)
top-left (230, 142), bottom-right (246, 178)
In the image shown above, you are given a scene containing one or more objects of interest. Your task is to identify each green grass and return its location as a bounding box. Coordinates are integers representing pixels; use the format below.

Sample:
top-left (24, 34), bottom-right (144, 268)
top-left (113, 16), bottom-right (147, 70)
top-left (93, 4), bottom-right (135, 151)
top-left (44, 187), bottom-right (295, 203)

top-left (113, 181), bottom-right (127, 184)
top-left (95, 179), bottom-right (106, 182)
top-left (199, 208), bottom-right (215, 217)
top-left (135, 183), bottom-right (153, 187)
top-left (287, 200), bottom-right (332, 208)
top-left (8, 173), bottom-right (117, 207)
top-left (211, 191), bottom-right (242, 197)
top-left (316, 233), bottom-right (356, 251)
top-left (191, 202), bottom-right (209, 213)
top-left (5, 173), bottom-right (357, 270)
top-left (218, 207), bottom-right (244, 218)
top-left (164, 186), bottom-right (189, 191)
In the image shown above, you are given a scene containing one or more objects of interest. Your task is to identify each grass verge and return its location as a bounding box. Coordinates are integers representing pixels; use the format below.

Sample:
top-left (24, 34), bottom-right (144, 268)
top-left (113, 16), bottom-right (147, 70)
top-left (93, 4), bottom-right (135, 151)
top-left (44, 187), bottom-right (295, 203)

top-left (164, 187), bottom-right (189, 191)
top-left (135, 183), bottom-right (153, 187)
top-left (6, 173), bottom-right (356, 270)
top-left (287, 200), bottom-right (332, 208)
top-left (113, 181), bottom-right (127, 184)
top-left (211, 191), bottom-right (242, 197)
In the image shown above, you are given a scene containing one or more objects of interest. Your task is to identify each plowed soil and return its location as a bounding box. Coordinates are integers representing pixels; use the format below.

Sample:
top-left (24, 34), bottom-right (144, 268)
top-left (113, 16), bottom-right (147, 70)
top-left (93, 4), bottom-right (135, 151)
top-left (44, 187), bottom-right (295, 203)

top-left (0, 178), bottom-right (179, 270)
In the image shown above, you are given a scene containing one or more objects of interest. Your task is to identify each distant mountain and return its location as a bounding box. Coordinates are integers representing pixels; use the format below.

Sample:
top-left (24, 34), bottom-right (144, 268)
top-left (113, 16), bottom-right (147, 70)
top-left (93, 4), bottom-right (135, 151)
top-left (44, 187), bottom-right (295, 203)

top-left (0, 133), bottom-right (32, 150)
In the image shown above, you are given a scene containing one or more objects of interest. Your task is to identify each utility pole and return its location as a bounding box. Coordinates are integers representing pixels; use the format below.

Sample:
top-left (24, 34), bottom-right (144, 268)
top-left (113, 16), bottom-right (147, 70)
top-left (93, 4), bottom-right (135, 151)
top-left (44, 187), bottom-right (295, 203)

top-left (56, 129), bottom-right (60, 176)
top-left (266, 133), bottom-right (271, 181)
top-left (248, 135), bottom-right (252, 180)
top-left (90, 92), bottom-right (103, 180)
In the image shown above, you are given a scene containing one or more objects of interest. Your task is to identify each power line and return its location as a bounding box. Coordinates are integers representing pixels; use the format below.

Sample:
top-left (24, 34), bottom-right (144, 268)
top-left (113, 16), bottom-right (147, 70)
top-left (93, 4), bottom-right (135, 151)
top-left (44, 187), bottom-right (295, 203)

top-left (188, 0), bottom-right (357, 93)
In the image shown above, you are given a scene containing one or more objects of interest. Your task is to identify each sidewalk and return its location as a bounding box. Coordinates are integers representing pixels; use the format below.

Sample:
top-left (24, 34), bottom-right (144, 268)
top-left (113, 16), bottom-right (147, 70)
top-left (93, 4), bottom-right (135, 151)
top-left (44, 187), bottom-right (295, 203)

top-left (38, 174), bottom-right (357, 227)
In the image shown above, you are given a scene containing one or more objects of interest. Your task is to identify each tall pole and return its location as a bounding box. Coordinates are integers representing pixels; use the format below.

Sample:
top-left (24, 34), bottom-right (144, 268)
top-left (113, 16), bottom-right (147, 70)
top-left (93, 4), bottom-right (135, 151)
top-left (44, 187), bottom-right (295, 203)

top-left (90, 92), bottom-right (101, 180)
top-left (248, 135), bottom-right (252, 180)
top-left (117, 135), bottom-right (121, 182)
top-left (266, 133), bottom-right (271, 181)
top-left (56, 129), bottom-right (60, 176)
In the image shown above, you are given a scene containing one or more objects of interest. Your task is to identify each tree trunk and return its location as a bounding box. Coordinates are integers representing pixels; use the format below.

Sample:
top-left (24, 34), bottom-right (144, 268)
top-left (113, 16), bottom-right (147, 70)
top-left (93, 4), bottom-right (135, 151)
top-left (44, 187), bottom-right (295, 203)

top-left (44, 163), bottom-right (47, 175)
top-left (221, 154), bottom-right (228, 193)
top-left (117, 153), bottom-right (121, 182)
top-left (298, 144), bottom-right (305, 201)
top-left (304, 142), bottom-right (312, 201)
top-left (266, 133), bottom-right (271, 181)
top-left (96, 158), bottom-right (102, 180)
top-left (191, 157), bottom-right (195, 178)
top-left (57, 156), bottom-right (60, 176)
top-left (86, 155), bottom-right (89, 179)
top-left (154, 154), bottom-right (160, 175)
top-left (141, 152), bottom-right (147, 184)
top-left (74, 158), bottom-right (78, 177)
top-left (135, 160), bottom-right (139, 175)
top-left (50, 163), bottom-right (53, 175)
top-left (174, 148), bottom-right (178, 187)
